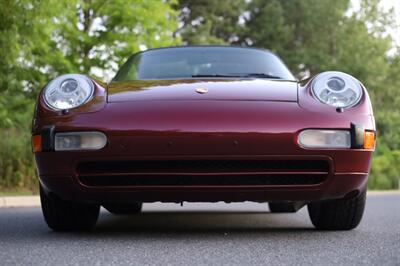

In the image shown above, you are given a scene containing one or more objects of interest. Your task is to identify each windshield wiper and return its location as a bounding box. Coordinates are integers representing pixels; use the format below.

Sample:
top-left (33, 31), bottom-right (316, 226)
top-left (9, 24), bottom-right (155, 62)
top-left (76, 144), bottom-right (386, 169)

top-left (191, 74), bottom-right (242, 78)
top-left (191, 73), bottom-right (283, 79)
top-left (234, 73), bottom-right (283, 79)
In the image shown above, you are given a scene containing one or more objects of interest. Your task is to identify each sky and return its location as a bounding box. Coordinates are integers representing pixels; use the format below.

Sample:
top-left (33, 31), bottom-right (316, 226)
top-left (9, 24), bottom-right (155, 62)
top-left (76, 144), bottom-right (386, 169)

top-left (352, 0), bottom-right (400, 47)
top-left (382, 0), bottom-right (400, 45)
top-left (378, 0), bottom-right (399, 46)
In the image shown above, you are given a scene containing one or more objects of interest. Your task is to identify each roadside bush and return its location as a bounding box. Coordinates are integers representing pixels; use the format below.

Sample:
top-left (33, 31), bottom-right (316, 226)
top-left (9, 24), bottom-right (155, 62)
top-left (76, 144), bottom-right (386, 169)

top-left (369, 150), bottom-right (400, 190)
top-left (0, 126), bottom-right (37, 192)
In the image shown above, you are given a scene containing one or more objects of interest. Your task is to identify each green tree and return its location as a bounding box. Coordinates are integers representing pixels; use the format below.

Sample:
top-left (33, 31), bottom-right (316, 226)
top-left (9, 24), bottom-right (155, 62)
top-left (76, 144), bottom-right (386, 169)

top-left (0, 0), bottom-right (64, 126)
top-left (51, 0), bottom-right (180, 78)
top-left (242, 0), bottom-right (393, 80)
top-left (175, 0), bottom-right (246, 44)
top-left (241, 0), bottom-right (293, 58)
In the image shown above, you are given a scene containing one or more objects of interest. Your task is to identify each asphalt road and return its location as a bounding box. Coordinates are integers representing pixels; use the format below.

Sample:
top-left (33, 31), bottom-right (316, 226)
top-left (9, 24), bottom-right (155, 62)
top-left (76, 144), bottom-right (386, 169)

top-left (0, 193), bottom-right (399, 266)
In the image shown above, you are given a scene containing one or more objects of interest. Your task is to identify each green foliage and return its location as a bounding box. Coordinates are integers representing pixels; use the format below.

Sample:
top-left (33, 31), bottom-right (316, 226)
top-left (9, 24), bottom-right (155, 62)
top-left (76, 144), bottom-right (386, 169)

top-left (0, 0), bottom-right (61, 98)
top-left (242, 0), bottom-right (293, 53)
top-left (369, 151), bottom-right (400, 190)
top-left (0, 127), bottom-right (37, 191)
top-left (51, 0), bottom-right (181, 76)
top-left (176, 0), bottom-right (246, 44)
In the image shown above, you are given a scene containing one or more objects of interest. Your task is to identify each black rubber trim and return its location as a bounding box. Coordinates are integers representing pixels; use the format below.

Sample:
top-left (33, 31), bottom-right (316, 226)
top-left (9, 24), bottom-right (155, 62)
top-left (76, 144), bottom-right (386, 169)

top-left (350, 123), bottom-right (364, 149)
top-left (78, 174), bottom-right (328, 187)
top-left (41, 125), bottom-right (55, 151)
top-left (77, 160), bottom-right (330, 174)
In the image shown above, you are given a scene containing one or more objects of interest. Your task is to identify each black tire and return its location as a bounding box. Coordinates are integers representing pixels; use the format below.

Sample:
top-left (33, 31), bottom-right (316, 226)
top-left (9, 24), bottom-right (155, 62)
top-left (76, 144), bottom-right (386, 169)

top-left (103, 202), bottom-right (142, 215)
top-left (40, 185), bottom-right (100, 231)
top-left (269, 202), bottom-right (297, 213)
top-left (308, 190), bottom-right (366, 230)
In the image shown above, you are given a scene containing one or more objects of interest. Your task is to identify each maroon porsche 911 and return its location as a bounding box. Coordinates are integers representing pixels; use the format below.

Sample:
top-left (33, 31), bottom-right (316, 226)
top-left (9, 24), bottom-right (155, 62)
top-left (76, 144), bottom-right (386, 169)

top-left (32, 46), bottom-right (375, 231)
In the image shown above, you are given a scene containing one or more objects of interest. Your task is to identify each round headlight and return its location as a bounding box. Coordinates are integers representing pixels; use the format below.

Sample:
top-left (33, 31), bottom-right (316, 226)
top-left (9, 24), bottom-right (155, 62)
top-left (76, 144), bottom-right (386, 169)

top-left (311, 71), bottom-right (362, 108)
top-left (44, 74), bottom-right (94, 110)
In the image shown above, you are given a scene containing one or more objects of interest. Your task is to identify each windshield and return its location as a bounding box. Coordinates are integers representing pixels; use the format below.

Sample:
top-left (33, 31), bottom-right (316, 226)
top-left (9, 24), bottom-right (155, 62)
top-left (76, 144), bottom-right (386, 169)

top-left (113, 46), bottom-right (295, 81)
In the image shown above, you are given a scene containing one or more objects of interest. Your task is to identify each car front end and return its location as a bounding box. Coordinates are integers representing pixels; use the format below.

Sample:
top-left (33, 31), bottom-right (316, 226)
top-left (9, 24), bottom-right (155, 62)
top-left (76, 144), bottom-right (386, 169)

top-left (32, 46), bottom-right (375, 231)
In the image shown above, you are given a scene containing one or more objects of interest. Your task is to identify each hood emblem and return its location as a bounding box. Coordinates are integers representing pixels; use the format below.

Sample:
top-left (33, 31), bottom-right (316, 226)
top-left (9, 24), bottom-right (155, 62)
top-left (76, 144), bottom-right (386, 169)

top-left (195, 87), bottom-right (208, 94)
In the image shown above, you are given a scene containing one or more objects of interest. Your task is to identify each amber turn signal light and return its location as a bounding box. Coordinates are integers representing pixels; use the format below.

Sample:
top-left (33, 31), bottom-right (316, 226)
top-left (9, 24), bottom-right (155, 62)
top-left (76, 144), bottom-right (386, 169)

top-left (32, 135), bottom-right (42, 153)
top-left (364, 131), bottom-right (375, 150)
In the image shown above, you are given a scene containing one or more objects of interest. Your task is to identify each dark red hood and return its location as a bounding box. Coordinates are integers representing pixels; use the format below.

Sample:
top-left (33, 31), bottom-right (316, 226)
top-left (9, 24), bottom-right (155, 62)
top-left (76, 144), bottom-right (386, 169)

top-left (107, 79), bottom-right (298, 102)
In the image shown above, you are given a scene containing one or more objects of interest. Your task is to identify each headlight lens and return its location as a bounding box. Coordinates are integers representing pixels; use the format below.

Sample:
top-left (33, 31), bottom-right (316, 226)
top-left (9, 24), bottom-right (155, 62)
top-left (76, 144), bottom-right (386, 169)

top-left (44, 74), bottom-right (94, 110)
top-left (311, 71), bottom-right (362, 108)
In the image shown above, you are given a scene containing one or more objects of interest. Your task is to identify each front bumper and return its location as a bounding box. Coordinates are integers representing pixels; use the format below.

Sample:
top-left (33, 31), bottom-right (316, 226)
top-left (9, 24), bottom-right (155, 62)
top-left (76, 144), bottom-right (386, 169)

top-left (34, 101), bottom-right (374, 203)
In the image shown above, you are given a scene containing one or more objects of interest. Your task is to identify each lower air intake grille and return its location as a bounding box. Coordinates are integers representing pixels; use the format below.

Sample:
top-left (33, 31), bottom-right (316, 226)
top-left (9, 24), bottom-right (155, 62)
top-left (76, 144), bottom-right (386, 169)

top-left (76, 159), bottom-right (330, 187)
top-left (79, 174), bottom-right (327, 187)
